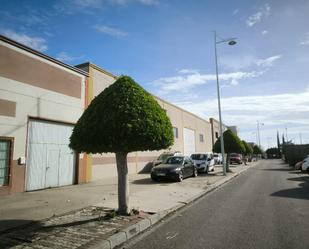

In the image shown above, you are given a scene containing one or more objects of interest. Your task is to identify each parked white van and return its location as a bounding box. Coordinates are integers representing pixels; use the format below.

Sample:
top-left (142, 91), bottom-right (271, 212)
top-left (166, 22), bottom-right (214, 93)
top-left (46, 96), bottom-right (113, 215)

top-left (190, 153), bottom-right (215, 173)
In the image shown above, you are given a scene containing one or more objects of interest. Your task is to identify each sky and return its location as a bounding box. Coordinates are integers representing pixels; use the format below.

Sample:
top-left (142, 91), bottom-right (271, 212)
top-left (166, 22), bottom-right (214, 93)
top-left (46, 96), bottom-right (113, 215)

top-left (1, 0), bottom-right (309, 149)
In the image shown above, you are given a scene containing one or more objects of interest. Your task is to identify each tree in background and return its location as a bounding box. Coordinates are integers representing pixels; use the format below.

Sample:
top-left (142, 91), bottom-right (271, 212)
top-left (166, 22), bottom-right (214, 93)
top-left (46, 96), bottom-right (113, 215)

top-left (266, 147), bottom-right (280, 159)
top-left (213, 129), bottom-right (245, 172)
top-left (70, 76), bottom-right (174, 214)
top-left (253, 144), bottom-right (263, 155)
top-left (242, 140), bottom-right (253, 156)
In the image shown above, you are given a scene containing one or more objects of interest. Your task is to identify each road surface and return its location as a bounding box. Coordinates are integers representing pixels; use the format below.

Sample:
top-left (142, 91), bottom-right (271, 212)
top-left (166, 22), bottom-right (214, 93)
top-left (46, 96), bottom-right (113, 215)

top-left (123, 160), bottom-right (309, 249)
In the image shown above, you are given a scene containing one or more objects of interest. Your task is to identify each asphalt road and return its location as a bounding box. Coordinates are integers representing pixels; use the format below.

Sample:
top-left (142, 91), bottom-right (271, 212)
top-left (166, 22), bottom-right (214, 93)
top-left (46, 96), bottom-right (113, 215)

top-left (122, 160), bottom-right (309, 249)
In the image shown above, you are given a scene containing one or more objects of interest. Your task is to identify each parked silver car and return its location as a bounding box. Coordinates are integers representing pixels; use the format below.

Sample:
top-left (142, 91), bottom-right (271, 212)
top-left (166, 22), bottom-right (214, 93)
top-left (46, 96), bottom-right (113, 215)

top-left (213, 153), bottom-right (223, 164)
top-left (190, 153), bottom-right (215, 173)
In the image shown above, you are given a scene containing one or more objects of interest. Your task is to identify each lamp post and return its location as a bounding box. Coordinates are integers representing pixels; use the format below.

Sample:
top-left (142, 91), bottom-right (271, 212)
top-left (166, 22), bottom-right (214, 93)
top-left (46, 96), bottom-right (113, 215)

top-left (214, 31), bottom-right (237, 176)
top-left (257, 121), bottom-right (264, 148)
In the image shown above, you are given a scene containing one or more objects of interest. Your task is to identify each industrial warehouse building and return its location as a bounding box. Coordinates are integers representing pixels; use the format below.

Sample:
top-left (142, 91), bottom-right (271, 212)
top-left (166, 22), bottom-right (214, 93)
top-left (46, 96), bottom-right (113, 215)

top-left (0, 36), bottom-right (89, 194)
top-left (0, 35), bottom-right (232, 194)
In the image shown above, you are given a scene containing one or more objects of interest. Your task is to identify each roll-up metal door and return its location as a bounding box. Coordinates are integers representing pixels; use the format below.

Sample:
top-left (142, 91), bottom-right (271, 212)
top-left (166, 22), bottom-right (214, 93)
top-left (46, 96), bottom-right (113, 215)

top-left (183, 128), bottom-right (196, 156)
top-left (26, 120), bottom-right (76, 191)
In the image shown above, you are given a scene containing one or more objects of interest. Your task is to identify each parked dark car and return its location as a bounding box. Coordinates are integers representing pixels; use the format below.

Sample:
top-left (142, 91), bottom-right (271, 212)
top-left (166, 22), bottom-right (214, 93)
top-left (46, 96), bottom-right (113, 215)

top-left (151, 156), bottom-right (197, 182)
top-left (229, 153), bottom-right (242, 164)
top-left (152, 151), bottom-right (182, 167)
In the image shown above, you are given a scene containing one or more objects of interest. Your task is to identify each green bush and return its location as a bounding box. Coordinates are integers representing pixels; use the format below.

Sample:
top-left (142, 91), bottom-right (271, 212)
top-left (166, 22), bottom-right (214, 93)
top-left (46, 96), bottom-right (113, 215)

top-left (283, 144), bottom-right (309, 166)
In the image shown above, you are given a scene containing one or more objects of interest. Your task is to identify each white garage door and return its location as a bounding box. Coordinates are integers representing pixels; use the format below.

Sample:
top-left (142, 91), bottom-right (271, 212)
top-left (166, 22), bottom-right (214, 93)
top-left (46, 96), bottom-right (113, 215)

top-left (26, 120), bottom-right (76, 191)
top-left (183, 128), bottom-right (196, 156)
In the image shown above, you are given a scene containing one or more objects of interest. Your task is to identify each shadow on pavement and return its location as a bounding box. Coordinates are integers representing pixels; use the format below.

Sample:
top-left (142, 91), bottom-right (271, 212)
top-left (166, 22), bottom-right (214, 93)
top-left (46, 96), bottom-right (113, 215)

top-left (271, 176), bottom-right (309, 200)
top-left (261, 167), bottom-right (293, 172)
top-left (131, 177), bottom-right (162, 185)
top-left (196, 172), bottom-right (218, 177)
top-left (0, 219), bottom-right (42, 249)
top-left (0, 215), bottom-right (114, 249)
top-left (138, 162), bottom-right (154, 174)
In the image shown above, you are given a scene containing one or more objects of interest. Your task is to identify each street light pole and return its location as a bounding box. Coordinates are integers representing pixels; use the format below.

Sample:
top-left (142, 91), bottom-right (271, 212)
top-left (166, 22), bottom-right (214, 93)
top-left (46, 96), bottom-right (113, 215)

top-left (213, 31), bottom-right (237, 176)
top-left (214, 31), bottom-right (226, 176)
top-left (257, 121), bottom-right (264, 148)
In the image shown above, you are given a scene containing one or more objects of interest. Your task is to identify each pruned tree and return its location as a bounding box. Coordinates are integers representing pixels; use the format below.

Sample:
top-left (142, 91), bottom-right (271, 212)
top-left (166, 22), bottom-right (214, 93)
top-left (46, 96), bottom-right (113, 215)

top-left (70, 76), bottom-right (174, 214)
top-left (242, 140), bottom-right (253, 155)
top-left (213, 129), bottom-right (245, 172)
top-left (253, 144), bottom-right (263, 155)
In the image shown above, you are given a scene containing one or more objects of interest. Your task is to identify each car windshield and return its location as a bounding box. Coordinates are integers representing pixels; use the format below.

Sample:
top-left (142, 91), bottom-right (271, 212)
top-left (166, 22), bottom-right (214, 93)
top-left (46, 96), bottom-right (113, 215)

top-left (158, 154), bottom-right (173, 161)
top-left (165, 156), bottom-right (184, 164)
top-left (191, 154), bottom-right (207, 160)
top-left (213, 154), bottom-right (218, 157)
top-left (230, 153), bottom-right (239, 157)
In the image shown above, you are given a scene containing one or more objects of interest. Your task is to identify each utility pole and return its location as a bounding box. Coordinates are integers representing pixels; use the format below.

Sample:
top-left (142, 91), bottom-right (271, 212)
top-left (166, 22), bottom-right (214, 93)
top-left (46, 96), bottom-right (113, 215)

top-left (257, 121), bottom-right (264, 148)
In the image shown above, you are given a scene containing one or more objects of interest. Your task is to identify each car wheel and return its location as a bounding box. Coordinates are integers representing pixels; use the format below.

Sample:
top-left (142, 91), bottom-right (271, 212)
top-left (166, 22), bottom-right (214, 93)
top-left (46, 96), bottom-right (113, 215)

top-left (151, 176), bottom-right (158, 182)
top-left (177, 171), bottom-right (183, 182)
top-left (211, 167), bottom-right (215, 172)
top-left (192, 168), bottom-right (197, 177)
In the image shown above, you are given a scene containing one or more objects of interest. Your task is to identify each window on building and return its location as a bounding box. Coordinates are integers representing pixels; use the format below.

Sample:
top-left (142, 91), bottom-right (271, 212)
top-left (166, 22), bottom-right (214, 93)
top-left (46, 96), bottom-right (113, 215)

top-left (199, 134), bottom-right (204, 142)
top-left (173, 127), bottom-right (178, 139)
top-left (215, 132), bottom-right (219, 139)
top-left (0, 140), bottom-right (11, 186)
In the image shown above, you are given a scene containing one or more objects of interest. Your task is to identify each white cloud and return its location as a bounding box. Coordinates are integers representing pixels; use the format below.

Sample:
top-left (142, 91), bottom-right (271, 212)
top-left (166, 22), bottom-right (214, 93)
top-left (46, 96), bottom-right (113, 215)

top-left (261, 30), bottom-right (268, 35)
top-left (256, 55), bottom-right (282, 67)
top-left (94, 25), bottom-right (128, 37)
top-left (73, 0), bottom-right (104, 8)
top-left (233, 9), bottom-right (239, 15)
top-left (110, 0), bottom-right (158, 5)
top-left (56, 52), bottom-right (84, 62)
top-left (220, 54), bottom-right (281, 70)
top-left (177, 69), bottom-right (199, 74)
top-left (2, 29), bottom-right (47, 52)
top-left (173, 87), bottom-right (309, 139)
top-left (220, 55), bottom-right (257, 70)
top-left (246, 4), bottom-right (271, 27)
top-left (300, 32), bottom-right (309, 45)
top-left (152, 70), bottom-right (263, 93)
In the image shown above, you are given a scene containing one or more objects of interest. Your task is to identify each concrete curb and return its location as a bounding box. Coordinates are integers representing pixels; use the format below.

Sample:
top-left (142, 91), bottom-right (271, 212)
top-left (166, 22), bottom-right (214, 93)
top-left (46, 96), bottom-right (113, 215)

top-left (90, 161), bottom-right (260, 249)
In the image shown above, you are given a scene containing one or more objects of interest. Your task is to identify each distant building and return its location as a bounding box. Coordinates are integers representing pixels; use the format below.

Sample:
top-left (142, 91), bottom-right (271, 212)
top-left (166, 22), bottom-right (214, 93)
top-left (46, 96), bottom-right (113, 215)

top-left (209, 118), bottom-right (228, 146)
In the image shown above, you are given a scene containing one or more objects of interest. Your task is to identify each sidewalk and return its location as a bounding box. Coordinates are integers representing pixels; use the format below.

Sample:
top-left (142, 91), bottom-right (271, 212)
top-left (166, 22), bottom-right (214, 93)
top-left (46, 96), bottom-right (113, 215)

top-left (0, 162), bottom-right (259, 249)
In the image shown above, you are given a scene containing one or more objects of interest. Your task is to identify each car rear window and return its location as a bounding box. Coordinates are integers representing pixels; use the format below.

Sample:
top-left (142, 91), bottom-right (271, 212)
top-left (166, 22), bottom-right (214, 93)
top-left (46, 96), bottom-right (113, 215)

top-left (191, 154), bottom-right (207, 160)
top-left (166, 156), bottom-right (184, 164)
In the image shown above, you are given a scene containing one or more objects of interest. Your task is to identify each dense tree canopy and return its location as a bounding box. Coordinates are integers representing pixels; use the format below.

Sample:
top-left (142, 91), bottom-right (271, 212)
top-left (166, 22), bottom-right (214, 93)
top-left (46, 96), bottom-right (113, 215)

top-left (242, 140), bottom-right (253, 155)
top-left (70, 75), bottom-right (174, 153)
top-left (213, 129), bottom-right (245, 154)
top-left (253, 145), bottom-right (263, 154)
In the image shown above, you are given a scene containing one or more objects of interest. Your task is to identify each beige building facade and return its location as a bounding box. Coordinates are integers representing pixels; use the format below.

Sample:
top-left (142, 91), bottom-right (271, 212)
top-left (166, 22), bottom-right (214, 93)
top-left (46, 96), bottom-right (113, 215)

top-left (0, 36), bottom-right (89, 195)
top-left (0, 34), bottom-right (236, 194)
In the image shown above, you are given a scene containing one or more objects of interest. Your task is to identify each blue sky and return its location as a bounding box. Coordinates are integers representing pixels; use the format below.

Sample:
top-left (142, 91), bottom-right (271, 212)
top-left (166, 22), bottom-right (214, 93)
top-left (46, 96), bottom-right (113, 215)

top-left (1, 0), bottom-right (309, 148)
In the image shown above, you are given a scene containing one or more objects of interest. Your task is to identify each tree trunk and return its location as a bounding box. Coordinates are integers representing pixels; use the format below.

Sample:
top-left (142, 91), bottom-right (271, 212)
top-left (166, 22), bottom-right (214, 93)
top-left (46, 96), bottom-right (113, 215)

top-left (226, 153), bottom-right (230, 172)
top-left (116, 152), bottom-right (129, 215)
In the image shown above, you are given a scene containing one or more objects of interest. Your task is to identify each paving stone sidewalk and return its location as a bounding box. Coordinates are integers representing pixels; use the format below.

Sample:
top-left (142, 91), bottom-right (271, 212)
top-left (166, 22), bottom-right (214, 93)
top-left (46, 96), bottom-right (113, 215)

top-left (0, 206), bottom-right (150, 249)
